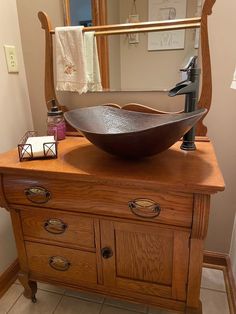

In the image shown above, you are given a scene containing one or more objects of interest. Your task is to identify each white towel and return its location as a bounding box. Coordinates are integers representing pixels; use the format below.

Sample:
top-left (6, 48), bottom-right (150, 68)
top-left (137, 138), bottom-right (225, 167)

top-left (231, 67), bottom-right (236, 89)
top-left (55, 26), bottom-right (88, 94)
top-left (25, 136), bottom-right (56, 157)
top-left (84, 32), bottom-right (103, 92)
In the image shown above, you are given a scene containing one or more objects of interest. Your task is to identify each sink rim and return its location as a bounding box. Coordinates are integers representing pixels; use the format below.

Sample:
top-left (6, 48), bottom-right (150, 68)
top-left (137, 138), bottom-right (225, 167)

top-left (64, 106), bottom-right (207, 136)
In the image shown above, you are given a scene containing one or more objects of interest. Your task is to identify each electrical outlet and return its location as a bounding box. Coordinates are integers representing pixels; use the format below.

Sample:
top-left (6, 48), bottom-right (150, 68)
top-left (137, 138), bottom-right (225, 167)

top-left (4, 45), bottom-right (19, 73)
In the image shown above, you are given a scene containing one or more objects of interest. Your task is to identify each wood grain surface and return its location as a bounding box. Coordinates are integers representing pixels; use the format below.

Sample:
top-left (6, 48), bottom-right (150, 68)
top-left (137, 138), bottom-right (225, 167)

top-left (4, 174), bottom-right (193, 228)
top-left (0, 135), bottom-right (224, 314)
top-left (20, 208), bottom-right (95, 249)
top-left (25, 241), bottom-right (97, 285)
top-left (100, 220), bottom-right (190, 301)
top-left (0, 137), bottom-right (225, 194)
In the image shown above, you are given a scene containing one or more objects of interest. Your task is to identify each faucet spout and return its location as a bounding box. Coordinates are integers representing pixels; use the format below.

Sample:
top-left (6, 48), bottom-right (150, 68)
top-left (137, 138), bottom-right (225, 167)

top-left (168, 81), bottom-right (196, 97)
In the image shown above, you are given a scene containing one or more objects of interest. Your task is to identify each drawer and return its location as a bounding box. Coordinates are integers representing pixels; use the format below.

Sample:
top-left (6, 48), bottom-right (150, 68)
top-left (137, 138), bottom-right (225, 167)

top-left (25, 242), bottom-right (97, 285)
top-left (4, 175), bottom-right (193, 227)
top-left (21, 209), bottom-right (95, 249)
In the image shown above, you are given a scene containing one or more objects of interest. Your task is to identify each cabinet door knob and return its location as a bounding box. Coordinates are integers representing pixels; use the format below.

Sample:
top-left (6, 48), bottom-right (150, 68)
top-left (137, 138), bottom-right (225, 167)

top-left (101, 247), bottom-right (113, 259)
top-left (44, 218), bottom-right (67, 234)
top-left (128, 198), bottom-right (161, 218)
top-left (49, 256), bottom-right (71, 271)
top-left (24, 186), bottom-right (51, 204)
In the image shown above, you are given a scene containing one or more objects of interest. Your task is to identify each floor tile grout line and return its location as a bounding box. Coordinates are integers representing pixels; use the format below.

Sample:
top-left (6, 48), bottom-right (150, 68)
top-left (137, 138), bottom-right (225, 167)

top-left (102, 297), bottom-right (147, 313)
top-left (98, 297), bottom-right (105, 314)
top-left (6, 292), bottom-right (23, 314)
top-left (102, 303), bottom-right (146, 313)
top-left (62, 292), bottom-right (105, 305)
top-left (52, 293), bottom-right (64, 314)
top-left (38, 288), bottom-right (65, 296)
top-left (201, 287), bottom-right (227, 294)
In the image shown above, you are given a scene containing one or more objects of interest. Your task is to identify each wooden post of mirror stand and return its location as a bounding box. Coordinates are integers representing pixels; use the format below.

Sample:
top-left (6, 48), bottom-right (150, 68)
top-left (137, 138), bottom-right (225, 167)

top-left (38, 11), bottom-right (60, 111)
top-left (197, 0), bottom-right (216, 136)
top-left (92, 0), bottom-right (110, 90)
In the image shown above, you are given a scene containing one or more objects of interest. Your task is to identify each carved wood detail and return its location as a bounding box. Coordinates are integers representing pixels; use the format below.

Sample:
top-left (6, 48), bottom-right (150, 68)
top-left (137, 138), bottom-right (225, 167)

top-left (186, 191), bottom-right (211, 311)
top-left (0, 175), bottom-right (10, 210)
top-left (18, 271), bottom-right (37, 300)
top-left (192, 194), bottom-right (211, 240)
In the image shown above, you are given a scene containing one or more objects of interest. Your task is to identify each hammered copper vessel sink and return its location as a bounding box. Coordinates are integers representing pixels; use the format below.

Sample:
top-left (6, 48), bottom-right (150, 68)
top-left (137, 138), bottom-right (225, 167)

top-left (64, 106), bottom-right (207, 158)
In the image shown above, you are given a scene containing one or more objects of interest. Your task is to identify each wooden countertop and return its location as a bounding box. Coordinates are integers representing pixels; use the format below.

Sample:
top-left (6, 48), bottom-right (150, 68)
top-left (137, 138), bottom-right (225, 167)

top-left (0, 137), bottom-right (225, 194)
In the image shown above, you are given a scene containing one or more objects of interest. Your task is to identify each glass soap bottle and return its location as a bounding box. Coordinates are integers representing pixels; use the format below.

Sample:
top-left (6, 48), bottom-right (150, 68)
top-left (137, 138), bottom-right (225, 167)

top-left (47, 100), bottom-right (66, 140)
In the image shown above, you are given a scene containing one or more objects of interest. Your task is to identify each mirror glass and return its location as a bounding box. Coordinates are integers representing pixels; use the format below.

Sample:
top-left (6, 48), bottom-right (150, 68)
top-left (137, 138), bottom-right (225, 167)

top-left (66, 0), bottom-right (202, 92)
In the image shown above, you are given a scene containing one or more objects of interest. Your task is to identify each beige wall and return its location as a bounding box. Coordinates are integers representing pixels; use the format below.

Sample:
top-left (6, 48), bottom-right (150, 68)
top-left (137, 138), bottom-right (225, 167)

top-left (230, 216), bottom-right (236, 278)
top-left (16, 0), bottom-right (236, 255)
top-left (0, 0), bottom-right (33, 273)
top-left (16, 0), bottom-right (65, 135)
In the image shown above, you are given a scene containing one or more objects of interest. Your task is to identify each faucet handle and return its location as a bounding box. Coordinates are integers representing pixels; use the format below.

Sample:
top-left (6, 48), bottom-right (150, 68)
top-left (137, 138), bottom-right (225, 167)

top-left (180, 56), bottom-right (198, 72)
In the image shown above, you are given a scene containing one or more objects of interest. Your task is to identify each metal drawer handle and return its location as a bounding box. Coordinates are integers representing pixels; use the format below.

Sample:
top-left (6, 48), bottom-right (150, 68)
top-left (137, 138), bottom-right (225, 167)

top-left (44, 218), bottom-right (67, 234)
top-left (128, 198), bottom-right (161, 218)
top-left (49, 256), bottom-right (71, 271)
top-left (24, 186), bottom-right (51, 204)
top-left (101, 247), bottom-right (113, 259)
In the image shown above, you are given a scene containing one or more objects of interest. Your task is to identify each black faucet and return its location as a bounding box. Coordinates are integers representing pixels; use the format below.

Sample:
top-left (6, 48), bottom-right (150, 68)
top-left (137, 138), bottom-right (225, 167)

top-left (168, 56), bottom-right (201, 151)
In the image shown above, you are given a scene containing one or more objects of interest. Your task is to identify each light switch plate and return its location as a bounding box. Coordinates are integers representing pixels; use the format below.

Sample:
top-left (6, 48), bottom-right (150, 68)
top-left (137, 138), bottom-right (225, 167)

top-left (4, 45), bottom-right (19, 73)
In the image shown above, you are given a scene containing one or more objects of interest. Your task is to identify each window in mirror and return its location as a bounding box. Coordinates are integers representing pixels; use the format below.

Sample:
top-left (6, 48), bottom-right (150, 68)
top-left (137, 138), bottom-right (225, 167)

top-left (68, 0), bottom-right (92, 26)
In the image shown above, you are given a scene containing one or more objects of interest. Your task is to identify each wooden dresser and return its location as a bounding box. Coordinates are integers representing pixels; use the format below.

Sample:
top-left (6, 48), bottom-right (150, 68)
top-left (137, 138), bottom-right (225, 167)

top-left (0, 137), bottom-right (224, 313)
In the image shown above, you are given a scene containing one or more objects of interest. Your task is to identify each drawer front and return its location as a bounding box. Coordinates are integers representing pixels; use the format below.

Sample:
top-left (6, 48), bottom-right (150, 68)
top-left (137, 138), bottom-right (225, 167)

top-left (25, 242), bottom-right (97, 285)
top-left (21, 209), bottom-right (95, 249)
top-left (4, 175), bottom-right (193, 227)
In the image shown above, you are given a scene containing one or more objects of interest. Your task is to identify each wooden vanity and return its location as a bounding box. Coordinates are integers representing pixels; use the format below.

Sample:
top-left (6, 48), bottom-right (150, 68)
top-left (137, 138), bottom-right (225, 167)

top-left (0, 137), bottom-right (224, 313)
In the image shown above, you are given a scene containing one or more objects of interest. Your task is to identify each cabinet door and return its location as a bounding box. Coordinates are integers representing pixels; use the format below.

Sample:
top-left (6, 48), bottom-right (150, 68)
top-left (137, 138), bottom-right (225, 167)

top-left (100, 220), bottom-right (190, 301)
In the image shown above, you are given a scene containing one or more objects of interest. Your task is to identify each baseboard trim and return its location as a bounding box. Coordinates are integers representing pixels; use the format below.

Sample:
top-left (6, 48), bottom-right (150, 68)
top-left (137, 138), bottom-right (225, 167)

top-left (203, 250), bottom-right (236, 314)
top-left (0, 259), bottom-right (20, 299)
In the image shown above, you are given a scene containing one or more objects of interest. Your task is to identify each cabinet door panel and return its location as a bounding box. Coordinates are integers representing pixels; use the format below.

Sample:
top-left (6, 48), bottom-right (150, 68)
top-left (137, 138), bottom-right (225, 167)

top-left (115, 224), bottom-right (173, 285)
top-left (101, 220), bottom-right (189, 301)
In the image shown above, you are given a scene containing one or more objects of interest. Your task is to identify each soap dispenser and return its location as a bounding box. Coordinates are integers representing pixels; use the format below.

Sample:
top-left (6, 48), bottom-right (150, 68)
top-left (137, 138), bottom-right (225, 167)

top-left (47, 99), bottom-right (66, 140)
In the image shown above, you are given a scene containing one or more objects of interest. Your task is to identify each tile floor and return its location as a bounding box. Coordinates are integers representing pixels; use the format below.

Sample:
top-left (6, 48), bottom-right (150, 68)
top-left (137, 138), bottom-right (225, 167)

top-left (0, 267), bottom-right (230, 314)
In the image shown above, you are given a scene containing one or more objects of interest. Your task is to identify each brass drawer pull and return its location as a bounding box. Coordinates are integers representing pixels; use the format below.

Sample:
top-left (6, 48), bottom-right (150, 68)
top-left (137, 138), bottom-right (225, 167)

top-left (101, 247), bottom-right (113, 259)
top-left (44, 218), bottom-right (67, 234)
top-left (24, 186), bottom-right (51, 204)
top-left (49, 256), bottom-right (71, 271)
top-left (128, 198), bottom-right (161, 218)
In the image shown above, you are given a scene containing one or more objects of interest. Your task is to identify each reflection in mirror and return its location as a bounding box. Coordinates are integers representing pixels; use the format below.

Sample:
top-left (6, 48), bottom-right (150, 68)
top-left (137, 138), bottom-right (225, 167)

top-left (64, 0), bottom-right (202, 92)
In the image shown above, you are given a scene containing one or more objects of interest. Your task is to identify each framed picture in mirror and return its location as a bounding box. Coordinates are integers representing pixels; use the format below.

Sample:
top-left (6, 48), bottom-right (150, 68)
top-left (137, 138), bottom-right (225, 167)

top-left (148, 0), bottom-right (187, 50)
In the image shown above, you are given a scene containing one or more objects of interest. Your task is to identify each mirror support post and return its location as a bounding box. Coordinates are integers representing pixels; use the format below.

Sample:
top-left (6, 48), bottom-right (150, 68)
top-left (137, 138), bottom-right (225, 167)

top-left (38, 11), bottom-right (62, 111)
top-left (197, 0), bottom-right (216, 136)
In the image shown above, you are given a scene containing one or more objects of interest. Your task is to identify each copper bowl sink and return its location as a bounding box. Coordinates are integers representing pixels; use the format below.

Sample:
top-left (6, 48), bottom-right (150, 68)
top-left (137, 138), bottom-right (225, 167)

top-left (64, 106), bottom-right (207, 158)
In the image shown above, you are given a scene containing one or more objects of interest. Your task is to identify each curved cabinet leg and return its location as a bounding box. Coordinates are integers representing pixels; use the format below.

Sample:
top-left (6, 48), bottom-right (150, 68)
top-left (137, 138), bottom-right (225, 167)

top-left (18, 271), bottom-right (37, 302)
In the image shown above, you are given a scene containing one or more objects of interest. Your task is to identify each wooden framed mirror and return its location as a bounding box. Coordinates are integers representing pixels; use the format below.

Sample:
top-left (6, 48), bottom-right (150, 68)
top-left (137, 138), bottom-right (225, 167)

top-left (63, 0), bottom-right (110, 90)
top-left (39, 0), bottom-right (215, 136)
